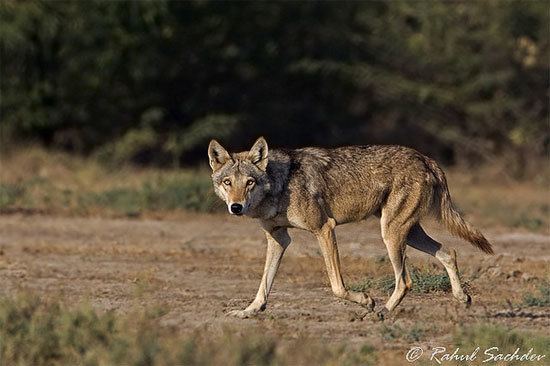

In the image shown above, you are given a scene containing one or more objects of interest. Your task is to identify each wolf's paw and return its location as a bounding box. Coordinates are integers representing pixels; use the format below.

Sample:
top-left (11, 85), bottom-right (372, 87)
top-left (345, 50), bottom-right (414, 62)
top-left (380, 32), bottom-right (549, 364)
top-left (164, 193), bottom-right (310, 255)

top-left (375, 307), bottom-right (390, 321)
top-left (226, 303), bottom-right (265, 319)
top-left (347, 291), bottom-right (375, 312)
top-left (459, 294), bottom-right (472, 309)
top-left (226, 309), bottom-right (257, 319)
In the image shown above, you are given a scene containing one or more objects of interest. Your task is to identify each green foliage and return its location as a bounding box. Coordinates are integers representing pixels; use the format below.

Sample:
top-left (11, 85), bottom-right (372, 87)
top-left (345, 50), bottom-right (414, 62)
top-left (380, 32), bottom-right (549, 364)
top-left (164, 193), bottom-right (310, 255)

top-left (1, 1), bottom-right (547, 172)
top-left (410, 268), bottom-right (451, 294)
top-left (348, 278), bottom-right (375, 293)
top-left (523, 282), bottom-right (550, 307)
top-left (84, 174), bottom-right (221, 214)
top-left (3, 294), bottom-right (547, 366)
top-left (0, 295), bottom-right (133, 365)
top-left (349, 267), bottom-right (451, 294)
top-left (1, 171), bottom-right (222, 216)
top-left (85, 175), bottom-right (220, 214)
top-left (453, 324), bottom-right (550, 366)
top-left (0, 294), bottom-right (379, 365)
top-left (143, 176), bottom-right (220, 212)
top-left (96, 126), bottom-right (160, 167)
top-left (0, 184), bottom-right (25, 208)
top-left (379, 323), bottom-right (429, 342)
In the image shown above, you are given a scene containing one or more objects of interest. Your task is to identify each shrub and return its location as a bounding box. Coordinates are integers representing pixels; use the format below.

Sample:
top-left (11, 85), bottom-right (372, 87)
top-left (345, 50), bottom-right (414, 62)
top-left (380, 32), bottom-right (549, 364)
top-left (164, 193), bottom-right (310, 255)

top-left (349, 266), bottom-right (451, 294)
top-left (523, 282), bottom-right (550, 307)
top-left (453, 324), bottom-right (550, 366)
top-left (0, 294), bottom-right (379, 366)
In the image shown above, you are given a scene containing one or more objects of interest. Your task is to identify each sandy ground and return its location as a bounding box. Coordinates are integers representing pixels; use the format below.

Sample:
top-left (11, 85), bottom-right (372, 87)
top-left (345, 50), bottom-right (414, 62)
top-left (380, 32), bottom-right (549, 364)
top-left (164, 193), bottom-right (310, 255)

top-left (0, 213), bottom-right (548, 353)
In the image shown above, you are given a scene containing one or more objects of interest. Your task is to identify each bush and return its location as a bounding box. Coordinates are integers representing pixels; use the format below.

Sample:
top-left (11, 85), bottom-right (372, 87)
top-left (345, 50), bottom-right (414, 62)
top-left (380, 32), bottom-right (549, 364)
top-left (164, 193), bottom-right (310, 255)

top-left (1, 1), bottom-right (547, 171)
top-left (523, 282), bottom-right (550, 307)
top-left (0, 294), bottom-right (379, 366)
top-left (349, 266), bottom-right (451, 294)
top-left (453, 324), bottom-right (550, 366)
top-left (0, 151), bottom-right (223, 215)
top-left (0, 184), bottom-right (25, 208)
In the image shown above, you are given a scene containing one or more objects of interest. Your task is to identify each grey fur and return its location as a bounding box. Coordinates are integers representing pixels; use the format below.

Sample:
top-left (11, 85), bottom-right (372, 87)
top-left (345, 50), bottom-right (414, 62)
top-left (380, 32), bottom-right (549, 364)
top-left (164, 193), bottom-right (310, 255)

top-left (208, 137), bottom-right (493, 318)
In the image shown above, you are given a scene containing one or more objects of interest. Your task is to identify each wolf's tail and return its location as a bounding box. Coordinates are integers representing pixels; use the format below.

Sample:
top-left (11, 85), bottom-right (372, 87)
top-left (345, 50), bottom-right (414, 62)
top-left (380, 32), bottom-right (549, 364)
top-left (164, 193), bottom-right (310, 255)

top-left (426, 159), bottom-right (494, 254)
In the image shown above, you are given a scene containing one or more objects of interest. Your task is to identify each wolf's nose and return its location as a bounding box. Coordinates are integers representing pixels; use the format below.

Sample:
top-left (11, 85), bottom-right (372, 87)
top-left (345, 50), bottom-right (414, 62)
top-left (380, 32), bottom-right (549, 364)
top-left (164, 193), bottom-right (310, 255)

top-left (230, 203), bottom-right (243, 214)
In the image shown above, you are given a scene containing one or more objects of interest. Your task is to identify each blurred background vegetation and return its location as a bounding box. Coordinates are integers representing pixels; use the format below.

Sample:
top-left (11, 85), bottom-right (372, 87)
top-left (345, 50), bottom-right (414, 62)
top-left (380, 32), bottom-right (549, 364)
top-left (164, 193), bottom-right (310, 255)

top-left (0, 1), bottom-right (548, 228)
top-left (1, 0), bottom-right (547, 176)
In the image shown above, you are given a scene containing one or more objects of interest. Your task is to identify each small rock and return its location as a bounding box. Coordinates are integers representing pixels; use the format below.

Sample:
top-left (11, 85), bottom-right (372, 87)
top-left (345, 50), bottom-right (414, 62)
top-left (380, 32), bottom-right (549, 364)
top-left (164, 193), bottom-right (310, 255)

top-left (521, 273), bottom-right (535, 281)
top-left (509, 270), bottom-right (522, 278)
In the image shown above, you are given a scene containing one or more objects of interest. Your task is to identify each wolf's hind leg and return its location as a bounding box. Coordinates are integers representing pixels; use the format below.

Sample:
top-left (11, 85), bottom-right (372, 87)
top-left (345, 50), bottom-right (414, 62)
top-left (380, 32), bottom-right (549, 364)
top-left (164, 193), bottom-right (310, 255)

top-left (381, 225), bottom-right (412, 312)
top-left (315, 218), bottom-right (375, 311)
top-left (407, 224), bottom-right (470, 306)
top-left (380, 196), bottom-right (418, 313)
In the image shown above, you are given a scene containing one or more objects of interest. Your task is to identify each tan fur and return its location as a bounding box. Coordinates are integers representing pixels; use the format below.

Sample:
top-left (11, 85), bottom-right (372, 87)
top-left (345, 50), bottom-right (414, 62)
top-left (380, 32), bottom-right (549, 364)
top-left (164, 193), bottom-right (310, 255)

top-left (208, 137), bottom-right (493, 318)
top-left (427, 158), bottom-right (494, 254)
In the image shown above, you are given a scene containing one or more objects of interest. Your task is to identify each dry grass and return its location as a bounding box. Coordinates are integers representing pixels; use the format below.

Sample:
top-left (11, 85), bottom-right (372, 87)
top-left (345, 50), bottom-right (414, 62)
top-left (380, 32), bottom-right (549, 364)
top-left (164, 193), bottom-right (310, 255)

top-left (1, 293), bottom-right (548, 366)
top-left (0, 293), bottom-right (379, 366)
top-left (1, 147), bottom-right (548, 231)
top-left (0, 147), bottom-right (222, 216)
top-left (451, 324), bottom-right (550, 366)
top-left (446, 169), bottom-right (549, 232)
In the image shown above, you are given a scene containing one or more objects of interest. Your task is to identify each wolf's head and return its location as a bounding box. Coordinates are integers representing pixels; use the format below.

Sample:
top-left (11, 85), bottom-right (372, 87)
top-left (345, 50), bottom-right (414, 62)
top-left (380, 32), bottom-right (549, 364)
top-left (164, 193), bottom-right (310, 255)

top-left (208, 137), bottom-right (270, 216)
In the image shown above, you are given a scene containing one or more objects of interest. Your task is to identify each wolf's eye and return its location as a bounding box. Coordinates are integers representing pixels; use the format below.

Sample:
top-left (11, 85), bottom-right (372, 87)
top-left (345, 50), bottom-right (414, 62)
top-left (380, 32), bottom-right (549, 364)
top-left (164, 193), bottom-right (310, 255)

top-left (246, 179), bottom-right (255, 186)
top-left (223, 179), bottom-right (231, 186)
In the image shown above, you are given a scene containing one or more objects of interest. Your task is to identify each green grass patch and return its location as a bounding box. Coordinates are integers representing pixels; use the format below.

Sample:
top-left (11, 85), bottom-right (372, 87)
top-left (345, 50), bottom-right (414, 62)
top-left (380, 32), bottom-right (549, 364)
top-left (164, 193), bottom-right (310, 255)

top-left (142, 176), bottom-right (220, 212)
top-left (0, 183), bottom-right (25, 208)
top-left (1, 147), bottom-right (226, 215)
top-left (349, 267), bottom-right (451, 294)
top-left (1, 173), bottom-right (223, 216)
top-left (453, 324), bottom-right (550, 366)
top-left (84, 175), bottom-right (222, 215)
top-left (410, 268), bottom-right (451, 293)
top-left (380, 323), bottom-right (430, 342)
top-left (523, 282), bottom-right (550, 307)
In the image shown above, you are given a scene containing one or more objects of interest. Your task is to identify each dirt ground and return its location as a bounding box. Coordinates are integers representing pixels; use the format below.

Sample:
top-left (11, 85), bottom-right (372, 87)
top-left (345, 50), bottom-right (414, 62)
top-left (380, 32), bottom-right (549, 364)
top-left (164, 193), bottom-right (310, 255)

top-left (0, 213), bottom-right (548, 355)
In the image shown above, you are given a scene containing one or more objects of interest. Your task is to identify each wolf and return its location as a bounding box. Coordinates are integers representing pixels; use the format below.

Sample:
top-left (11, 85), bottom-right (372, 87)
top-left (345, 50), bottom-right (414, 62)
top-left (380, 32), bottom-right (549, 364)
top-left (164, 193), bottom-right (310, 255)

top-left (208, 137), bottom-right (493, 318)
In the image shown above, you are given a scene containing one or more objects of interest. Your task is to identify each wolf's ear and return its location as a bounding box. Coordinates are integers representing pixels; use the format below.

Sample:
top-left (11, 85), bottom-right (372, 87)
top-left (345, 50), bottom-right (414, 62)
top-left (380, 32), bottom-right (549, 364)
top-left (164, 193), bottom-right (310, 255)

top-left (248, 136), bottom-right (268, 171)
top-left (208, 140), bottom-right (232, 172)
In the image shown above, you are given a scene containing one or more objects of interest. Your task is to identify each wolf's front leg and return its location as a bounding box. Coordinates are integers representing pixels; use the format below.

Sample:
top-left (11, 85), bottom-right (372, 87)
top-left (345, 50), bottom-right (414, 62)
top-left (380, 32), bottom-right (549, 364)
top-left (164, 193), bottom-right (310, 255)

top-left (227, 227), bottom-right (291, 318)
top-left (315, 218), bottom-right (375, 311)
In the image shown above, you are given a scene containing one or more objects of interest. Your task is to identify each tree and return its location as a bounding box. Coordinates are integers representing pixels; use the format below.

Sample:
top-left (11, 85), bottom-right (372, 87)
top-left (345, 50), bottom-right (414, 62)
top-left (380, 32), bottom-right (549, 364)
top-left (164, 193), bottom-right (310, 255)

top-left (1, 1), bottom-right (547, 175)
